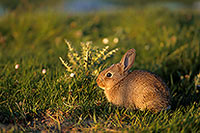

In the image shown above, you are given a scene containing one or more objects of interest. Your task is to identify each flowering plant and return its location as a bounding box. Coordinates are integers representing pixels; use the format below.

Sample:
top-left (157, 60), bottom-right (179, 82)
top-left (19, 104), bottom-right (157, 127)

top-left (58, 40), bottom-right (118, 82)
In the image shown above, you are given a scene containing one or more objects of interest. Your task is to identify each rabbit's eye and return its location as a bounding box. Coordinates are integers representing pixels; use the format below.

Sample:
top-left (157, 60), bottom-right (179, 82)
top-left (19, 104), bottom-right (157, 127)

top-left (106, 72), bottom-right (112, 77)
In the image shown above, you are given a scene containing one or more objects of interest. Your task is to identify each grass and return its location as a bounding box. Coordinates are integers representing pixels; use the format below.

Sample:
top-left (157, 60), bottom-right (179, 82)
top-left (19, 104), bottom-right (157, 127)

top-left (0, 7), bottom-right (200, 132)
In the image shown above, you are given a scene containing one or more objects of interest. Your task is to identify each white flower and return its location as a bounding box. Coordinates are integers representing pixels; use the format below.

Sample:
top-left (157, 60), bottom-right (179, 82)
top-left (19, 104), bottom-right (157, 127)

top-left (145, 45), bottom-right (150, 50)
top-left (102, 38), bottom-right (109, 44)
top-left (70, 73), bottom-right (75, 77)
top-left (15, 64), bottom-right (19, 70)
top-left (113, 37), bottom-right (119, 44)
top-left (42, 69), bottom-right (46, 74)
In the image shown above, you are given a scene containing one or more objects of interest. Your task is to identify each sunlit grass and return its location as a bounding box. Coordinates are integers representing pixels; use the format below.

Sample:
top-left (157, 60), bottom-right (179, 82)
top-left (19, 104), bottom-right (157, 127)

top-left (0, 7), bottom-right (200, 132)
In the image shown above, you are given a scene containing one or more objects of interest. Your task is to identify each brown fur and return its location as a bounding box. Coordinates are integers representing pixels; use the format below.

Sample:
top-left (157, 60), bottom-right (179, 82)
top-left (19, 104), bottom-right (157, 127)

top-left (96, 49), bottom-right (170, 112)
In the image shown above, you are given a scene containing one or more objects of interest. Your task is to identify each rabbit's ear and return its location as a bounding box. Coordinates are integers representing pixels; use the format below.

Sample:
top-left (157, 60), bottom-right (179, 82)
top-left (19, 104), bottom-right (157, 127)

top-left (120, 49), bottom-right (136, 73)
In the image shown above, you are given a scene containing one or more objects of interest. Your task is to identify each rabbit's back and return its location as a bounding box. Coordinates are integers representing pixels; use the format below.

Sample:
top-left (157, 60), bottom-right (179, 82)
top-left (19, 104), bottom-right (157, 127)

top-left (126, 70), bottom-right (170, 112)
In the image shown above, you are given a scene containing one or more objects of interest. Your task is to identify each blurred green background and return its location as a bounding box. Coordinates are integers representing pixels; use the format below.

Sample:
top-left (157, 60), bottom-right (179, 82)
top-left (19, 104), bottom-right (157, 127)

top-left (0, 0), bottom-right (200, 13)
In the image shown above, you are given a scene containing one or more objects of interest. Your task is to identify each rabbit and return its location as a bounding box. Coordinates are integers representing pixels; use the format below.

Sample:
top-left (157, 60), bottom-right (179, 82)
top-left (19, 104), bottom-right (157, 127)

top-left (96, 49), bottom-right (171, 112)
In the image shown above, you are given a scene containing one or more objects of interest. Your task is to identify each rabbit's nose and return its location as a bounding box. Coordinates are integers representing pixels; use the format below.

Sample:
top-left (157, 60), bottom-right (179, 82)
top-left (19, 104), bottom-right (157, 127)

top-left (96, 78), bottom-right (100, 83)
top-left (96, 77), bottom-right (103, 83)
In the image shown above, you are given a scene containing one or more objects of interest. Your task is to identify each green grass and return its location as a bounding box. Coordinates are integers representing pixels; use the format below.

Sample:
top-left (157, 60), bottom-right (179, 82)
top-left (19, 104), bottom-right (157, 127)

top-left (0, 7), bottom-right (200, 132)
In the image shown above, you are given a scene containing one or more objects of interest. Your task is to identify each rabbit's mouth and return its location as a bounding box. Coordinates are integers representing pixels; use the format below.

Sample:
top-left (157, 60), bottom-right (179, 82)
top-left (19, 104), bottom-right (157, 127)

top-left (97, 81), bottom-right (112, 90)
top-left (96, 78), bottom-right (107, 90)
top-left (96, 77), bottom-right (106, 90)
